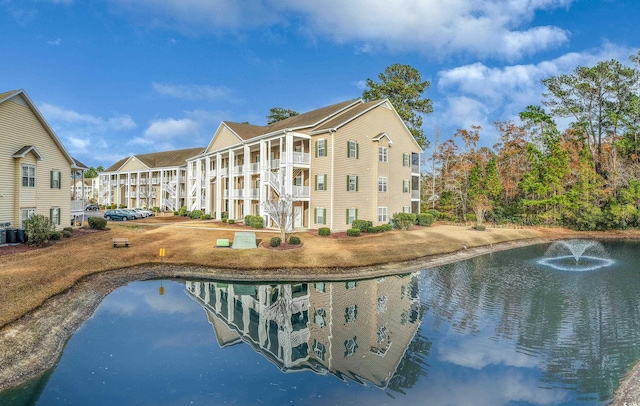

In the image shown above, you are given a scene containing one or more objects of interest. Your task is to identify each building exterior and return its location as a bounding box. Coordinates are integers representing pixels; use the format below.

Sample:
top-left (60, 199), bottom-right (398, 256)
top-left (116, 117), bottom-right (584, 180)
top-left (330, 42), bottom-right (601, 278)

top-left (72, 177), bottom-right (99, 203)
top-left (0, 89), bottom-right (85, 230)
top-left (187, 98), bottom-right (421, 231)
top-left (98, 147), bottom-right (204, 211)
top-left (185, 273), bottom-right (422, 389)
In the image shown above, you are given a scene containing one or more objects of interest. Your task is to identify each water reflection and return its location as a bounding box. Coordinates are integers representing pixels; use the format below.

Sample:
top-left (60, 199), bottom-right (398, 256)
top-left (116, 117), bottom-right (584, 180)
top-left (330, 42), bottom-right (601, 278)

top-left (184, 273), bottom-right (427, 391)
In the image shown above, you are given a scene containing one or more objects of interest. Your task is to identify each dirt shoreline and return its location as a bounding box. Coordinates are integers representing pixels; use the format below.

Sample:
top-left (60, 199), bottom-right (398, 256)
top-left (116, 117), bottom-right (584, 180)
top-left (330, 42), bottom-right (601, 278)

top-left (0, 235), bottom-right (638, 404)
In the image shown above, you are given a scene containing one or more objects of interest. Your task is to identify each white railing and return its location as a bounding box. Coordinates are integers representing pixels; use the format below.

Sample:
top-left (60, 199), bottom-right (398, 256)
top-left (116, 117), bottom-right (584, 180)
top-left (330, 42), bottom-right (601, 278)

top-left (220, 168), bottom-right (229, 177)
top-left (162, 198), bottom-right (176, 211)
top-left (189, 200), bottom-right (198, 212)
top-left (292, 152), bottom-right (310, 164)
top-left (151, 178), bottom-right (159, 184)
top-left (270, 159), bottom-right (280, 169)
top-left (249, 163), bottom-right (260, 173)
top-left (119, 179), bottom-right (127, 185)
top-left (209, 169), bottom-right (217, 179)
top-left (223, 190), bottom-right (229, 198)
top-left (189, 182), bottom-right (198, 196)
top-left (139, 178), bottom-right (148, 185)
top-left (411, 190), bottom-right (420, 199)
top-left (268, 171), bottom-right (280, 193)
top-left (412, 164), bottom-right (420, 174)
top-left (233, 165), bottom-right (244, 174)
top-left (247, 188), bottom-right (259, 199)
top-left (165, 181), bottom-right (177, 198)
top-left (201, 197), bottom-right (206, 208)
top-left (292, 186), bottom-right (309, 198)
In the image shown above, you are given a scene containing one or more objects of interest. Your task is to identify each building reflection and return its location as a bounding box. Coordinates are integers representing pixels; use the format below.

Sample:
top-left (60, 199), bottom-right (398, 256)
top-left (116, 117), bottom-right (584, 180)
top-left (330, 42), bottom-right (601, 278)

top-left (185, 273), bottom-right (423, 389)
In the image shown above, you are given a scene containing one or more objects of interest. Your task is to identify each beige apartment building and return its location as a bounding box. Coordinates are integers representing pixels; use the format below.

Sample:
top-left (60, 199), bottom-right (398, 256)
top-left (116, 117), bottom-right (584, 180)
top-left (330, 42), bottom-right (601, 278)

top-left (98, 147), bottom-right (204, 211)
top-left (187, 98), bottom-right (421, 231)
top-left (0, 89), bottom-right (87, 231)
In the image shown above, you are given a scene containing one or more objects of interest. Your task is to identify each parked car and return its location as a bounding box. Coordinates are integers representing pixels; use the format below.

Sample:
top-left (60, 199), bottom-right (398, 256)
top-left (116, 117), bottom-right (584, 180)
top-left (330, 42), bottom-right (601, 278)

top-left (104, 209), bottom-right (136, 221)
top-left (122, 209), bottom-right (143, 219)
top-left (85, 204), bottom-right (100, 211)
top-left (131, 208), bottom-right (153, 217)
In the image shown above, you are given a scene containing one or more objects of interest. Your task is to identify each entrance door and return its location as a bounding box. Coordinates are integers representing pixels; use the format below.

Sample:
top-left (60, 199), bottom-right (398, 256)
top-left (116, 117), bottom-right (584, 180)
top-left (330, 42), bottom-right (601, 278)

top-left (294, 206), bottom-right (303, 228)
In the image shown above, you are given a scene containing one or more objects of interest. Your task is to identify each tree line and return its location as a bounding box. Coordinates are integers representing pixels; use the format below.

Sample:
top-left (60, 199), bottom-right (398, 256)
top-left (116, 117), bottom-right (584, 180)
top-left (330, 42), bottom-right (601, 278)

top-left (423, 53), bottom-right (640, 230)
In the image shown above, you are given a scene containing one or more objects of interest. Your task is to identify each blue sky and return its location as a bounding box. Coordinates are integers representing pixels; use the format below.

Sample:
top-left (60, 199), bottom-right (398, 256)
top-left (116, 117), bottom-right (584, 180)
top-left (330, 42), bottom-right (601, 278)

top-left (1, 0), bottom-right (639, 168)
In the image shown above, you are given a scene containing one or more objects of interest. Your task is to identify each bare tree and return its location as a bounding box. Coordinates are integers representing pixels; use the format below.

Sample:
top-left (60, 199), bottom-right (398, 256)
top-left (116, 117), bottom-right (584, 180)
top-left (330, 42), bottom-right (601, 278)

top-left (262, 194), bottom-right (293, 241)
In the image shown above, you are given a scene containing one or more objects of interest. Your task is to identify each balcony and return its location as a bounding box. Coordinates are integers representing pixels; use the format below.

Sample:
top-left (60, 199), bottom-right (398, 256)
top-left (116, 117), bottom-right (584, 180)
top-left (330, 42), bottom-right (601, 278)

top-left (292, 186), bottom-right (310, 198)
top-left (283, 152), bottom-right (310, 165)
top-left (249, 163), bottom-right (260, 173)
top-left (270, 159), bottom-right (280, 170)
top-left (233, 165), bottom-right (244, 175)
top-left (412, 164), bottom-right (420, 174)
top-left (411, 190), bottom-right (420, 199)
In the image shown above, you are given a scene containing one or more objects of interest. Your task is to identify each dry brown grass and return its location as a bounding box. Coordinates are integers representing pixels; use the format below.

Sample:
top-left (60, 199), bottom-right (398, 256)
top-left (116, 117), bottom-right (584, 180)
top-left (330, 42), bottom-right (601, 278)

top-left (0, 220), bottom-right (543, 328)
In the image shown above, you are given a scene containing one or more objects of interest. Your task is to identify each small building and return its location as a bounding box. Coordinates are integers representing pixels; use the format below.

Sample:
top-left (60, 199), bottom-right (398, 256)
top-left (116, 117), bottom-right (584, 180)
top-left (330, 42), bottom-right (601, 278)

top-left (0, 89), bottom-right (86, 230)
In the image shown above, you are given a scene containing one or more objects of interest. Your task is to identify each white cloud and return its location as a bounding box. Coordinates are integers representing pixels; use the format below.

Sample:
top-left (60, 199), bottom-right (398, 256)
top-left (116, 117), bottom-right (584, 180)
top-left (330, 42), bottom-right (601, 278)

top-left (152, 82), bottom-right (231, 101)
top-left (144, 117), bottom-right (199, 139)
top-left (46, 38), bottom-right (62, 45)
top-left (135, 109), bottom-right (229, 149)
top-left (109, 0), bottom-right (575, 60)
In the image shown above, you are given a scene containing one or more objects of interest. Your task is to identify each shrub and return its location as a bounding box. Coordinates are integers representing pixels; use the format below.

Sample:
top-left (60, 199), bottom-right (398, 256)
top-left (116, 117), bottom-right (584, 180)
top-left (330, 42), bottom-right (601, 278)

top-left (63, 227), bottom-right (73, 233)
top-left (173, 211), bottom-right (179, 216)
top-left (119, 204), bottom-right (127, 209)
top-left (416, 213), bottom-right (435, 226)
top-left (201, 214), bottom-right (211, 220)
top-left (228, 219), bottom-right (235, 224)
top-left (178, 206), bottom-right (188, 216)
top-left (392, 212), bottom-right (417, 230)
top-left (352, 219), bottom-right (372, 232)
top-left (270, 237), bottom-right (281, 247)
top-left (62, 230), bottom-right (73, 238)
top-left (24, 214), bottom-right (56, 246)
top-left (222, 218), bottom-right (228, 223)
top-left (424, 209), bottom-right (440, 220)
top-left (368, 225), bottom-right (383, 233)
top-left (318, 227), bottom-right (331, 236)
top-left (152, 206), bottom-right (160, 213)
top-left (380, 223), bottom-right (392, 231)
top-left (465, 213), bottom-right (477, 223)
top-left (473, 224), bottom-right (486, 231)
top-left (244, 215), bottom-right (264, 229)
top-left (189, 210), bottom-right (202, 219)
top-left (288, 236), bottom-right (301, 245)
top-left (110, 204), bottom-right (117, 209)
top-left (221, 211), bottom-right (228, 219)
top-left (347, 228), bottom-right (361, 237)
top-left (49, 231), bottom-right (62, 241)
top-left (88, 217), bottom-right (107, 230)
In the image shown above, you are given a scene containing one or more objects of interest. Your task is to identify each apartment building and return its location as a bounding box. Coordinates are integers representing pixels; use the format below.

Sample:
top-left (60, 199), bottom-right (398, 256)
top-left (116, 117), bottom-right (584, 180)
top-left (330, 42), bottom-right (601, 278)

top-left (186, 98), bottom-right (421, 231)
top-left (99, 147), bottom-right (204, 211)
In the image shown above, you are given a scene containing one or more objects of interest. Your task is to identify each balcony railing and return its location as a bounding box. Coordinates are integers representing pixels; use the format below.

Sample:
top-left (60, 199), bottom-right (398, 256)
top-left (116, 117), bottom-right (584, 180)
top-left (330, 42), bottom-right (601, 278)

top-left (412, 164), bottom-right (420, 174)
top-left (233, 165), bottom-right (244, 174)
top-left (220, 168), bottom-right (229, 177)
top-left (292, 186), bottom-right (310, 198)
top-left (411, 190), bottom-right (420, 199)
top-left (249, 163), bottom-right (260, 173)
top-left (283, 152), bottom-right (310, 165)
top-left (270, 159), bottom-right (280, 169)
top-left (70, 200), bottom-right (84, 214)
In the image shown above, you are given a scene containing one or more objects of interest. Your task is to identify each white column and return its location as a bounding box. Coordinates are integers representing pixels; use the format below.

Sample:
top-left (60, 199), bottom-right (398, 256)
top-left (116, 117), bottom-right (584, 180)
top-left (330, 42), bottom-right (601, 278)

top-left (215, 153), bottom-right (222, 219)
top-left (205, 155), bottom-right (212, 215)
top-left (285, 132), bottom-right (294, 195)
top-left (228, 150), bottom-right (235, 219)
top-left (196, 159), bottom-right (202, 210)
top-left (243, 144), bottom-right (251, 218)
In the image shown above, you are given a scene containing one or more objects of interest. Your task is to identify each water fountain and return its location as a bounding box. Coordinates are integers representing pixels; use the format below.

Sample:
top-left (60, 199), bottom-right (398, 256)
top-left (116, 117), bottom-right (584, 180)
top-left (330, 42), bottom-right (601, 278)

top-left (538, 239), bottom-right (615, 271)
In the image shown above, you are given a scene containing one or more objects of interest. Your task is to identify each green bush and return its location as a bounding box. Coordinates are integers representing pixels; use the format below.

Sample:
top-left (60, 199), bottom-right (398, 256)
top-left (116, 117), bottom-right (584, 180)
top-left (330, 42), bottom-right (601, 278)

top-left (424, 209), bottom-right (440, 220)
top-left (222, 218), bottom-right (228, 223)
top-left (49, 231), bottom-right (62, 241)
top-left (352, 219), bottom-right (372, 232)
top-left (392, 212), bottom-right (417, 230)
top-left (347, 228), bottom-right (361, 237)
top-left (189, 210), bottom-right (202, 219)
top-left (473, 224), bottom-right (486, 231)
top-left (368, 225), bottom-right (383, 233)
top-left (119, 204), bottom-right (127, 209)
top-left (228, 219), bottom-right (235, 224)
top-left (173, 211), bottom-right (179, 216)
top-left (201, 214), bottom-right (211, 220)
top-left (88, 217), bottom-right (107, 230)
top-left (380, 223), bottom-right (392, 231)
top-left (63, 227), bottom-right (73, 233)
top-left (24, 214), bottom-right (56, 246)
top-left (178, 206), bottom-right (188, 216)
top-left (62, 230), bottom-right (73, 238)
top-left (244, 215), bottom-right (264, 229)
top-left (221, 211), bottom-right (228, 219)
top-left (318, 227), bottom-right (331, 236)
top-left (465, 213), bottom-right (477, 222)
top-left (416, 213), bottom-right (435, 226)
top-left (289, 236), bottom-right (301, 245)
top-left (270, 237), bottom-right (281, 247)
top-left (110, 204), bottom-right (117, 209)
top-left (152, 206), bottom-right (160, 213)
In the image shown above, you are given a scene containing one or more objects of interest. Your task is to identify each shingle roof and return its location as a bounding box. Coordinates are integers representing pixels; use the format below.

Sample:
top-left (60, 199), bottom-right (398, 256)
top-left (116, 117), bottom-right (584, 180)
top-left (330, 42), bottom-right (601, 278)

top-left (0, 90), bottom-right (19, 102)
top-left (221, 99), bottom-right (361, 141)
top-left (311, 100), bottom-right (384, 133)
top-left (105, 147), bottom-right (204, 172)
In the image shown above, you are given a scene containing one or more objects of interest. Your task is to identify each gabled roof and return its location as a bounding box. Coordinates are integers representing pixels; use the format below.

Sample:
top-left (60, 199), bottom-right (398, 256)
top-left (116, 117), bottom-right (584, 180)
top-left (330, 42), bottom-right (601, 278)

top-left (311, 99), bottom-right (385, 133)
top-left (13, 145), bottom-right (44, 160)
top-left (1, 89), bottom-right (76, 166)
top-left (73, 157), bottom-right (89, 170)
top-left (104, 147), bottom-right (204, 172)
top-left (218, 99), bottom-right (362, 142)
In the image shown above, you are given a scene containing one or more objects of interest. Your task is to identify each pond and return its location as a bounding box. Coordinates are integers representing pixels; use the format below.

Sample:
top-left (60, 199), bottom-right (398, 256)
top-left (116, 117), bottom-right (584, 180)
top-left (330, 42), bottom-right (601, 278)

top-left (2, 240), bottom-right (640, 405)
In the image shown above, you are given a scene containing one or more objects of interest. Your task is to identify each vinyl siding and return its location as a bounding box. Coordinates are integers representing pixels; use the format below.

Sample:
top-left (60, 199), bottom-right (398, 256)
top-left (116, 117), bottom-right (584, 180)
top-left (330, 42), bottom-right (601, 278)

top-left (206, 126), bottom-right (243, 153)
top-left (0, 97), bottom-right (72, 230)
top-left (120, 157), bottom-right (149, 171)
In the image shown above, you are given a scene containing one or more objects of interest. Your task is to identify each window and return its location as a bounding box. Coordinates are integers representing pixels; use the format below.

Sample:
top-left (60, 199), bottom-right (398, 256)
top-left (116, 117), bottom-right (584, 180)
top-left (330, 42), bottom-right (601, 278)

top-left (347, 140), bottom-right (359, 159)
top-left (315, 174), bottom-right (326, 191)
top-left (345, 305), bottom-right (358, 323)
top-left (346, 208), bottom-right (357, 225)
top-left (51, 170), bottom-right (61, 189)
top-left (22, 165), bottom-right (35, 187)
top-left (294, 175), bottom-right (303, 187)
top-left (21, 208), bottom-right (35, 228)
top-left (315, 309), bottom-right (326, 328)
top-left (378, 206), bottom-right (388, 222)
top-left (403, 206), bottom-right (411, 213)
top-left (403, 180), bottom-right (410, 193)
top-left (376, 295), bottom-right (388, 313)
top-left (314, 339), bottom-right (326, 360)
top-left (379, 146), bottom-right (388, 162)
top-left (314, 282), bottom-right (326, 293)
top-left (403, 153), bottom-right (410, 167)
top-left (315, 207), bottom-right (326, 225)
top-left (346, 281), bottom-right (358, 290)
top-left (344, 336), bottom-right (358, 357)
top-left (50, 207), bottom-right (60, 226)
top-left (377, 325), bottom-right (389, 345)
top-left (316, 139), bottom-right (327, 157)
top-left (347, 175), bottom-right (358, 192)
top-left (378, 177), bottom-right (387, 192)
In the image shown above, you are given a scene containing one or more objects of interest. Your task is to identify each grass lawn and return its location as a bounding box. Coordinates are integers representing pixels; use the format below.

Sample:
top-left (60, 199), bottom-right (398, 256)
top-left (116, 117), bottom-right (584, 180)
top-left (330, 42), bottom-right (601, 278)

top-left (0, 217), bottom-right (545, 329)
